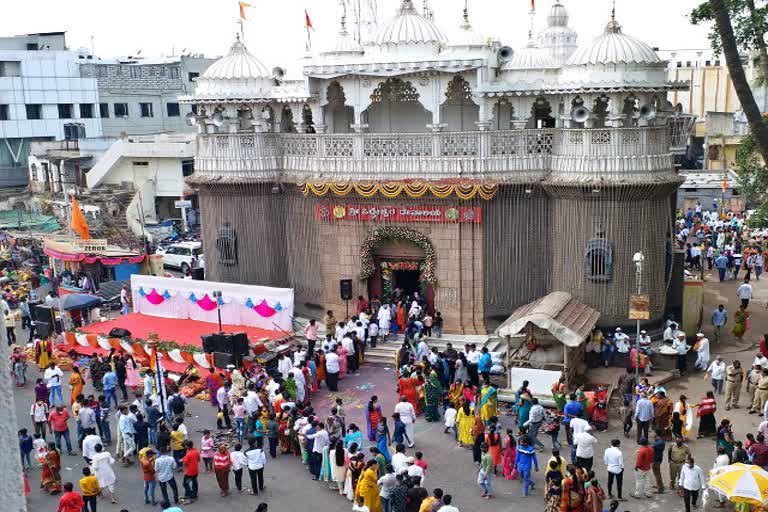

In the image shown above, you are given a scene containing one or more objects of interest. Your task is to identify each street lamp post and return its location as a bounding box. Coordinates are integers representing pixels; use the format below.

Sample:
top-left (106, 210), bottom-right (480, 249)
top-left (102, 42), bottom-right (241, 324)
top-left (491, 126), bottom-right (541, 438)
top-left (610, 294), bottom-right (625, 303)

top-left (213, 290), bottom-right (223, 333)
top-left (146, 332), bottom-right (167, 422)
top-left (633, 251), bottom-right (645, 387)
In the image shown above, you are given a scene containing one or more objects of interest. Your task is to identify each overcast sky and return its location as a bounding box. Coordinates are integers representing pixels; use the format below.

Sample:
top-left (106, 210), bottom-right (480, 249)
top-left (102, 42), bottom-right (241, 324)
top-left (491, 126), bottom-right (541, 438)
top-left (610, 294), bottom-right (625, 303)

top-left (3, 0), bottom-right (713, 66)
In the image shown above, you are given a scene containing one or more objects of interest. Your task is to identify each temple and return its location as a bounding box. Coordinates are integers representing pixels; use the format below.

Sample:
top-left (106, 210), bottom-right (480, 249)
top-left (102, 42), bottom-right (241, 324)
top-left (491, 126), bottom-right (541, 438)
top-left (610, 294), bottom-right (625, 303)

top-left (182, 0), bottom-right (694, 334)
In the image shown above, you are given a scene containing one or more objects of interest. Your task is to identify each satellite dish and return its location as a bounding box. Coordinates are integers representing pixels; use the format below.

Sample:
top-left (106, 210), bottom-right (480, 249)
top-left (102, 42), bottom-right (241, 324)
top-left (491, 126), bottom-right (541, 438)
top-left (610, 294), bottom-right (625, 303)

top-left (571, 106), bottom-right (591, 123)
top-left (185, 112), bottom-right (197, 126)
top-left (211, 112), bottom-right (225, 127)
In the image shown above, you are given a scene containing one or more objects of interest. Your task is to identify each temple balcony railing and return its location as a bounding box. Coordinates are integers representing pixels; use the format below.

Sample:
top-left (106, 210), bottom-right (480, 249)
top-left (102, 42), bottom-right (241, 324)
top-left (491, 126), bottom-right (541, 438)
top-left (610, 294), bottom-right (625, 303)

top-left (194, 126), bottom-right (681, 184)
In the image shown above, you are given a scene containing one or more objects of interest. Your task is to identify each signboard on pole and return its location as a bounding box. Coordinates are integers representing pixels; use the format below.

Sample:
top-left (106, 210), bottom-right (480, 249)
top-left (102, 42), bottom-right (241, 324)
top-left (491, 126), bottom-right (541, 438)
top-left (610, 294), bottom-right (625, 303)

top-left (175, 200), bottom-right (192, 209)
top-left (628, 294), bottom-right (650, 320)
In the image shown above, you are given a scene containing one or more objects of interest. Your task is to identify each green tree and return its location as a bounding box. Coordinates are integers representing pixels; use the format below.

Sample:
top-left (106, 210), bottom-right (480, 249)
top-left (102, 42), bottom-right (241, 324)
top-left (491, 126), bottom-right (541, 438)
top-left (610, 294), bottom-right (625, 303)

top-left (736, 119), bottom-right (768, 226)
top-left (691, 0), bottom-right (768, 163)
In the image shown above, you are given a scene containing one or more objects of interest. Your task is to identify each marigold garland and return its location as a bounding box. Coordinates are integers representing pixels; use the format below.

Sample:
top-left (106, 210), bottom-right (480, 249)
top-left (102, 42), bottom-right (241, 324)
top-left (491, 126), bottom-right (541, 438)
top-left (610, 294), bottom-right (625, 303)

top-left (359, 226), bottom-right (437, 284)
top-left (300, 182), bottom-right (497, 200)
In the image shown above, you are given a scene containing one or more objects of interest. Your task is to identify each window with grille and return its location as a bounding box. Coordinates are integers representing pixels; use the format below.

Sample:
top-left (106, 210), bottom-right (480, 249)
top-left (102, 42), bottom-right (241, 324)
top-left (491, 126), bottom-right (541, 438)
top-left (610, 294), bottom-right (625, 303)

top-left (0, 104), bottom-right (8, 121)
top-left (140, 102), bottom-right (154, 118)
top-left (26, 104), bottom-right (41, 120)
top-left (586, 239), bottom-right (613, 282)
top-left (166, 102), bottom-right (180, 117)
top-left (58, 104), bottom-right (73, 119)
top-left (79, 104), bottom-right (94, 118)
top-left (99, 103), bottom-right (109, 118)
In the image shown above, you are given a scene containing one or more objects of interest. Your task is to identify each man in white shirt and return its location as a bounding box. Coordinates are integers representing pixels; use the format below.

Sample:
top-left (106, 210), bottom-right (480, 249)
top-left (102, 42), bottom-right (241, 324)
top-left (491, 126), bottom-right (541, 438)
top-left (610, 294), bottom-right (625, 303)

top-left (244, 385), bottom-right (263, 432)
top-left (614, 328), bottom-right (630, 353)
top-left (570, 416), bottom-right (589, 437)
top-left (737, 279), bottom-right (754, 308)
top-left (391, 444), bottom-right (409, 474)
top-left (306, 422), bottom-right (330, 480)
top-left (244, 440), bottom-right (266, 494)
top-left (325, 347), bottom-right (340, 391)
top-left (44, 363), bottom-right (64, 406)
top-left (81, 428), bottom-right (102, 464)
top-left (707, 356), bottom-right (727, 395)
top-left (394, 397), bottom-right (416, 448)
top-left (466, 344), bottom-right (481, 387)
top-left (416, 339), bottom-right (429, 363)
top-left (573, 426), bottom-right (597, 471)
top-left (405, 457), bottom-right (424, 481)
top-left (754, 353), bottom-right (768, 370)
top-left (229, 446), bottom-right (248, 493)
top-left (678, 457), bottom-right (706, 512)
top-left (341, 335), bottom-right (356, 375)
top-left (278, 354), bottom-right (293, 380)
top-left (30, 399), bottom-right (49, 438)
top-left (603, 439), bottom-right (625, 500)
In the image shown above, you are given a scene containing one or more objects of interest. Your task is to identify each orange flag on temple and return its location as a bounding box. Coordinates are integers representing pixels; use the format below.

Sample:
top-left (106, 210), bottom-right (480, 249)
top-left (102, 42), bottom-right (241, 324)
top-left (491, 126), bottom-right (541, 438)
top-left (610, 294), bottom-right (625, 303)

top-left (70, 195), bottom-right (90, 240)
top-left (239, 2), bottom-right (253, 20)
top-left (531, 0), bottom-right (535, 11)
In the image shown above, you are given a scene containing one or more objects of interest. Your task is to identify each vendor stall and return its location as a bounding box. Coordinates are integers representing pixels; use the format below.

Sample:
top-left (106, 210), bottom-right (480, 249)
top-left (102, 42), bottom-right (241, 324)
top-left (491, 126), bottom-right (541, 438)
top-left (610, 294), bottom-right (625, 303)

top-left (496, 291), bottom-right (601, 390)
top-left (43, 238), bottom-right (147, 293)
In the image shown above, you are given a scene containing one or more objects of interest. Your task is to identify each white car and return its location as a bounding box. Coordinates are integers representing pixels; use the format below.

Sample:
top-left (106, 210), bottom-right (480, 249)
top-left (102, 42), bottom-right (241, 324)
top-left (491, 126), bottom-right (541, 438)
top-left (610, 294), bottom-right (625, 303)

top-left (156, 241), bottom-right (205, 273)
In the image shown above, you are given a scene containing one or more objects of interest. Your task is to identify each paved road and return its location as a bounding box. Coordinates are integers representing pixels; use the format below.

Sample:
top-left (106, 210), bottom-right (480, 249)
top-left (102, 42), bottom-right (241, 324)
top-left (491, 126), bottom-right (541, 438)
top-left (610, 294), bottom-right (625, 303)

top-left (16, 268), bottom-right (768, 512)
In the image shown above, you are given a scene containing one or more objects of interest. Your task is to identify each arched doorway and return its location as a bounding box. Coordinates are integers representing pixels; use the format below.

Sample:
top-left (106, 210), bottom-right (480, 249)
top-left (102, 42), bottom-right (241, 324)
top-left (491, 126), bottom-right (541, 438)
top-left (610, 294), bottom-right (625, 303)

top-left (364, 78), bottom-right (431, 133)
top-left (360, 227), bottom-right (436, 313)
top-left (440, 76), bottom-right (479, 131)
top-left (324, 81), bottom-right (354, 133)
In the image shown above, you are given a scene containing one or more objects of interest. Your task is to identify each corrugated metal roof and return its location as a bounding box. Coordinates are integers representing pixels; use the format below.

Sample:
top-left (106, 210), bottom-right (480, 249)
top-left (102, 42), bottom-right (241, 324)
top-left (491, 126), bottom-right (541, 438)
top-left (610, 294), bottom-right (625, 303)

top-left (496, 291), bottom-right (600, 347)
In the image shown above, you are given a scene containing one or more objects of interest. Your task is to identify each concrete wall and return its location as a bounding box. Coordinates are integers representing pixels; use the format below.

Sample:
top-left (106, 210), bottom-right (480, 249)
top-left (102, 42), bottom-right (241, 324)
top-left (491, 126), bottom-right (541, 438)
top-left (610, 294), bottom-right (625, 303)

top-left (96, 157), bottom-right (185, 196)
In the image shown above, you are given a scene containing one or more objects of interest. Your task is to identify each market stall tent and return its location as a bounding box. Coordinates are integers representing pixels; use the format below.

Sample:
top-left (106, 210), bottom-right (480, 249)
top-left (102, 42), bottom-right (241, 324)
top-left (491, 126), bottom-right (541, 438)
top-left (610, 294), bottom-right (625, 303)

top-left (496, 291), bottom-right (600, 388)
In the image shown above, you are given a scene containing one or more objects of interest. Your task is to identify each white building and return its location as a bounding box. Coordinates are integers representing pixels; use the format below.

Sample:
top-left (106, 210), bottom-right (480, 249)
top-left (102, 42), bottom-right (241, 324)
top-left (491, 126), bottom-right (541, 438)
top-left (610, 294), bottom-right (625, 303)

top-left (79, 55), bottom-right (215, 137)
top-left (0, 32), bottom-right (101, 188)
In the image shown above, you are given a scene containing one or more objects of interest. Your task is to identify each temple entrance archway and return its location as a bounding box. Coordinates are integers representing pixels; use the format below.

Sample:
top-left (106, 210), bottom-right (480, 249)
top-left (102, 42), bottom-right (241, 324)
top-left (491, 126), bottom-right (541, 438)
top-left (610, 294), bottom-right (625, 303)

top-left (360, 228), bottom-right (436, 313)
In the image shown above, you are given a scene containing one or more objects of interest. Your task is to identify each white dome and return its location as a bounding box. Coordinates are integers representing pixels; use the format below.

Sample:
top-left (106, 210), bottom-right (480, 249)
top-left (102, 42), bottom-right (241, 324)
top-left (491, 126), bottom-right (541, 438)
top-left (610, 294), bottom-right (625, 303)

top-left (547, 0), bottom-right (569, 28)
top-left (202, 38), bottom-right (271, 80)
top-left (503, 40), bottom-right (557, 69)
top-left (448, 11), bottom-right (487, 49)
top-left (374, 0), bottom-right (447, 47)
top-left (567, 19), bottom-right (661, 66)
top-left (322, 22), bottom-right (364, 57)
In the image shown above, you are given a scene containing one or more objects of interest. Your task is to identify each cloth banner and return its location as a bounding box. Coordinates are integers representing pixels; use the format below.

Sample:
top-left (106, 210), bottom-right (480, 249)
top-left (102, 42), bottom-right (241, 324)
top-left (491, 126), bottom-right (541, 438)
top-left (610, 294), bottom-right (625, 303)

top-left (130, 275), bottom-right (294, 332)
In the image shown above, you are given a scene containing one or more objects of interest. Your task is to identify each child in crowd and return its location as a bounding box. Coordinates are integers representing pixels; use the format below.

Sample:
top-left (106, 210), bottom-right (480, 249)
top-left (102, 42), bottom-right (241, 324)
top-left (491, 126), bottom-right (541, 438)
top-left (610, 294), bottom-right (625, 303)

top-left (443, 403), bottom-right (457, 440)
top-left (201, 430), bottom-right (215, 472)
top-left (352, 496), bottom-right (370, 512)
top-left (18, 429), bottom-right (33, 471)
top-left (620, 399), bottom-right (633, 438)
top-left (32, 433), bottom-right (47, 466)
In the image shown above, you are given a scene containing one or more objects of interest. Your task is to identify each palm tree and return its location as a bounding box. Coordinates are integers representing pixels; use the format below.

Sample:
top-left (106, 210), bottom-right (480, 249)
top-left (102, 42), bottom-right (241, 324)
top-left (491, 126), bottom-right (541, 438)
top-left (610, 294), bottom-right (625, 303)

top-left (710, 0), bottom-right (768, 162)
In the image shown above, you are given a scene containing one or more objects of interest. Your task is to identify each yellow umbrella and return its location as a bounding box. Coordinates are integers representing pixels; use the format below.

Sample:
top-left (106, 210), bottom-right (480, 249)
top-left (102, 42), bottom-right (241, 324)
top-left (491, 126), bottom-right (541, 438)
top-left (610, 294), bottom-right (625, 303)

top-left (709, 463), bottom-right (768, 506)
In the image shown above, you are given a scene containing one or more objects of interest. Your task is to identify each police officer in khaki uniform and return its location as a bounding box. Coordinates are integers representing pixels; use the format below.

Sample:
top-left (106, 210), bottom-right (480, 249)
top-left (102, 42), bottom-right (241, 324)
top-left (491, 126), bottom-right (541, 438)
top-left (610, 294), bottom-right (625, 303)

top-left (750, 369), bottom-right (768, 414)
top-left (724, 360), bottom-right (744, 410)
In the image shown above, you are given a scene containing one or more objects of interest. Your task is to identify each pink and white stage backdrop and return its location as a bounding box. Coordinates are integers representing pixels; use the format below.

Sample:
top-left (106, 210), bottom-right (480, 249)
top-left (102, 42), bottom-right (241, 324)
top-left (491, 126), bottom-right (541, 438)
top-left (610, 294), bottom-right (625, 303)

top-left (130, 275), bottom-right (294, 332)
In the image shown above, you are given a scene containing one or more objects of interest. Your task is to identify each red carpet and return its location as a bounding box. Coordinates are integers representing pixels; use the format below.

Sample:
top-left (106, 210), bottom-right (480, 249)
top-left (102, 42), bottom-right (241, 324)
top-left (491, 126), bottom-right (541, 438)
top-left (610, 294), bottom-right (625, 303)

top-left (80, 313), bottom-right (286, 346)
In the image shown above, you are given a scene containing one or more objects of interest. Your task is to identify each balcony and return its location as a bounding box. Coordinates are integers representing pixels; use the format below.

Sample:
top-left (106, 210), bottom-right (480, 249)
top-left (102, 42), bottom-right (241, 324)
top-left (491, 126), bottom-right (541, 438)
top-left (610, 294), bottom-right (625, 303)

top-left (194, 126), bottom-right (682, 184)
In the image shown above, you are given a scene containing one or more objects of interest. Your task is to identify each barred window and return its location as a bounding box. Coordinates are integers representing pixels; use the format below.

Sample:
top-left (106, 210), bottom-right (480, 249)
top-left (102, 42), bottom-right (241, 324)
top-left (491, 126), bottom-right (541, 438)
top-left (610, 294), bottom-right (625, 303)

top-left (586, 239), bottom-right (613, 282)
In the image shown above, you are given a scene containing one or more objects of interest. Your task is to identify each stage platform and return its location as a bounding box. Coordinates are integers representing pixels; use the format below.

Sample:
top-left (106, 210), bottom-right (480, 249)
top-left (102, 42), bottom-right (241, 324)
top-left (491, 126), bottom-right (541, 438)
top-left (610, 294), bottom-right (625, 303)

top-left (80, 313), bottom-right (286, 346)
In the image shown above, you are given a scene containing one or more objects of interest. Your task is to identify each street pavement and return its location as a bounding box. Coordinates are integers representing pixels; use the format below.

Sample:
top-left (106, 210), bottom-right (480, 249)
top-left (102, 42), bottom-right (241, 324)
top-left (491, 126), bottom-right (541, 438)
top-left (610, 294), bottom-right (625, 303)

top-left (16, 267), bottom-right (768, 512)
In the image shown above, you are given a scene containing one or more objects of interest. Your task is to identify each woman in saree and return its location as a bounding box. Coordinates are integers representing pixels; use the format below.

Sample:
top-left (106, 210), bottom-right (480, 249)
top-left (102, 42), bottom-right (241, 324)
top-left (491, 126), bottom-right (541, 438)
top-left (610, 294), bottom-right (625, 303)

top-left (696, 391), bottom-right (718, 439)
top-left (337, 343), bottom-right (349, 380)
top-left (674, 395), bottom-right (694, 439)
top-left (552, 377), bottom-right (567, 412)
top-left (329, 440), bottom-right (347, 492)
top-left (448, 381), bottom-right (464, 408)
top-left (344, 423), bottom-right (364, 451)
top-left (479, 383), bottom-right (498, 424)
top-left (396, 303), bottom-right (406, 334)
top-left (424, 371), bottom-right (443, 422)
top-left (471, 414), bottom-right (485, 464)
top-left (68, 366), bottom-right (84, 406)
top-left (375, 417), bottom-right (391, 463)
top-left (315, 352), bottom-right (326, 389)
top-left (485, 425), bottom-right (502, 475)
top-left (653, 390), bottom-right (674, 439)
top-left (40, 442), bottom-right (62, 494)
top-left (204, 369), bottom-right (224, 407)
top-left (35, 338), bottom-right (51, 370)
top-left (716, 419), bottom-right (735, 457)
top-left (277, 407), bottom-right (292, 454)
top-left (456, 401), bottom-right (475, 447)
top-left (502, 430), bottom-right (517, 480)
top-left (733, 305), bottom-right (750, 339)
top-left (348, 452), bottom-right (366, 495)
top-left (517, 391), bottom-right (533, 430)
top-left (124, 355), bottom-right (140, 390)
top-left (560, 467), bottom-right (584, 512)
top-left (354, 459), bottom-right (383, 512)
top-left (397, 372), bottom-right (421, 414)
top-left (366, 396), bottom-right (383, 442)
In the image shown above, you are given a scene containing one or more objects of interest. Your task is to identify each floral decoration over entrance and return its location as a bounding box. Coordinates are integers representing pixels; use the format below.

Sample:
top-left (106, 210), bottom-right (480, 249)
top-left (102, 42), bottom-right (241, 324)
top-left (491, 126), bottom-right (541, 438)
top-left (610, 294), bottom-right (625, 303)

top-left (359, 226), bottom-right (437, 284)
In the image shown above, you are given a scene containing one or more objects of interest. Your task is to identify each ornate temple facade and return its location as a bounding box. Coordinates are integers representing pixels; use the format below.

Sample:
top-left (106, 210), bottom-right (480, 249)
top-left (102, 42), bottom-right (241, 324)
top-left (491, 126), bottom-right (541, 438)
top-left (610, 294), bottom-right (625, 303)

top-left (183, 0), bottom-right (694, 333)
